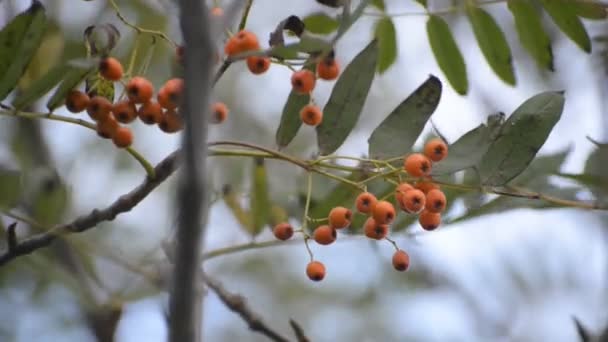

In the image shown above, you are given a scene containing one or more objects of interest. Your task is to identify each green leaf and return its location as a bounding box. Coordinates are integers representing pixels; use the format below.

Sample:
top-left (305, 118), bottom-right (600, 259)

top-left (466, 5), bottom-right (515, 85)
top-left (374, 17), bottom-right (397, 73)
top-left (86, 73), bottom-right (115, 102)
top-left (302, 13), bottom-right (340, 34)
top-left (508, 0), bottom-right (554, 71)
top-left (426, 15), bottom-right (468, 95)
top-left (317, 40), bottom-right (378, 155)
top-left (0, 2), bottom-right (47, 101)
top-left (250, 158), bottom-right (271, 237)
top-left (540, 0), bottom-right (591, 53)
top-left (368, 75), bottom-right (442, 159)
top-left (478, 92), bottom-right (565, 186)
top-left (222, 185), bottom-right (252, 231)
top-left (307, 171), bottom-right (363, 221)
top-left (0, 169), bottom-right (22, 210)
top-left (573, 0), bottom-right (607, 20)
top-left (275, 61), bottom-right (315, 148)
top-left (371, 0), bottom-right (386, 11)
top-left (30, 172), bottom-right (69, 225)
top-left (415, 0), bottom-right (428, 8)
top-left (46, 64), bottom-right (96, 111)
top-left (11, 64), bottom-right (70, 110)
top-left (431, 113), bottom-right (505, 175)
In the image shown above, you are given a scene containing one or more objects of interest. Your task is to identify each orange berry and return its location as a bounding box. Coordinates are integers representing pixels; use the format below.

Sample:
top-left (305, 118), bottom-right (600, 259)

top-left (158, 109), bottom-right (183, 133)
top-left (425, 189), bottom-right (447, 213)
top-left (211, 7), bottom-right (224, 17)
top-left (246, 56), bottom-right (271, 75)
top-left (273, 222), bottom-right (294, 241)
top-left (138, 101), bottom-right (163, 125)
top-left (306, 261), bottom-right (326, 282)
top-left (399, 189), bottom-right (426, 214)
top-left (424, 138), bottom-right (448, 162)
top-left (211, 102), bottom-right (228, 124)
top-left (99, 57), bottom-right (123, 81)
top-left (313, 225), bottom-right (336, 245)
top-left (392, 250), bottom-right (410, 272)
top-left (65, 90), bottom-right (90, 113)
top-left (299, 104), bottom-right (323, 126)
top-left (112, 100), bottom-right (138, 124)
top-left (291, 69), bottom-right (316, 94)
top-left (96, 114), bottom-right (120, 139)
top-left (87, 96), bottom-right (113, 121)
top-left (372, 200), bottom-right (396, 225)
top-left (395, 182), bottom-right (414, 204)
top-left (224, 30), bottom-right (260, 56)
top-left (126, 76), bottom-right (154, 104)
top-left (415, 180), bottom-right (439, 194)
top-left (157, 78), bottom-right (183, 110)
top-left (418, 210), bottom-right (441, 231)
top-left (317, 57), bottom-right (340, 80)
top-left (364, 217), bottom-right (388, 240)
top-left (404, 153), bottom-right (432, 178)
top-left (355, 192), bottom-right (377, 214)
top-left (112, 126), bottom-right (133, 148)
top-left (328, 206), bottom-right (352, 229)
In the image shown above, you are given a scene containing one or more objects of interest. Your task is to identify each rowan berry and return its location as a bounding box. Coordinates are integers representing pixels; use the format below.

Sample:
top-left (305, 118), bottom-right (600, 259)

top-left (158, 109), bottom-right (183, 133)
top-left (138, 101), bottom-right (163, 125)
top-left (404, 153), bottom-right (432, 178)
top-left (157, 78), bottom-right (183, 110)
top-left (392, 250), bottom-right (410, 272)
top-left (273, 222), bottom-right (294, 241)
top-left (425, 189), bottom-right (447, 213)
top-left (299, 104), bottom-right (322, 126)
top-left (126, 76), bottom-right (154, 104)
top-left (355, 192), bottom-right (377, 214)
top-left (211, 102), bottom-right (228, 124)
top-left (65, 90), bottom-right (90, 113)
top-left (372, 200), bottom-right (396, 225)
top-left (317, 57), bottom-right (340, 80)
top-left (224, 30), bottom-right (260, 56)
top-left (395, 182), bottom-right (414, 204)
top-left (313, 225), bottom-right (336, 245)
top-left (424, 138), bottom-right (448, 162)
top-left (99, 57), bottom-right (123, 81)
top-left (291, 69), bottom-right (316, 94)
top-left (418, 210), bottom-right (441, 231)
top-left (87, 96), bottom-right (113, 121)
top-left (328, 206), bottom-right (352, 229)
top-left (246, 56), bottom-right (271, 75)
top-left (306, 261), bottom-right (326, 282)
top-left (112, 126), bottom-right (133, 148)
top-left (364, 217), bottom-right (388, 240)
top-left (415, 180), bottom-right (439, 194)
top-left (398, 189), bottom-right (426, 214)
top-left (112, 100), bottom-right (138, 124)
top-left (96, 114), bottom-right (120, 139)
top-left (211, 7), bottom-right (224, 17)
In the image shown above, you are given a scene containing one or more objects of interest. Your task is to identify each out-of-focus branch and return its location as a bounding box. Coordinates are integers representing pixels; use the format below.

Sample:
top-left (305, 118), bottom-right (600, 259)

top-left (167, 0), bottom-right (213, 341)
top-left (202, 274), bottom-right (291, 342)
top-left (0, 150), bottom-right (180, 266)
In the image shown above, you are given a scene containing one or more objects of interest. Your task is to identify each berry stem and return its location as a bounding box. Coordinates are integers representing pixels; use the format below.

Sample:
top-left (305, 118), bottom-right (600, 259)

top-left (302, 172), bottom-right (313, 231)
top-left (126, 34), bottom-right (141, 77)
top-left (237, 0), bottom-right (255, 31)
top-left (108, 0), bottom-right (178, 47)
top-left (384, 236), bottom-right (400, 252)
top-left (303, 236), bottom-right (314, 262)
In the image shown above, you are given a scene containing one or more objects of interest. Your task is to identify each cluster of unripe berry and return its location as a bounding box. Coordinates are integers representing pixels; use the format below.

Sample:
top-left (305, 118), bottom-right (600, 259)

top-left (272, 138), bottom-right (449, 282)
top-left (64, 56), bottom-right (229, 148)
top-left (222, 29), bottom-right (340, 128)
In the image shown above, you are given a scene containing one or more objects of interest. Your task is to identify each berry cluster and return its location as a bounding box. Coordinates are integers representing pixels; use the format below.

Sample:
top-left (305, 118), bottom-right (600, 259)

top-left (222, 28), bottom-right (340, 128)
top-left (64, 56), bottom-right (229, 148)
top-left (271, 138), bottom-right (449, 282)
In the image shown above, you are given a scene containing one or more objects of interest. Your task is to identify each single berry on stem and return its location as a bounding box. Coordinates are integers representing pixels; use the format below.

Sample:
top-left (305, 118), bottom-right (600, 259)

top-left (404, 153), bottom-right (432, 178)
top-left (306, 261), bottom-right (326, 282)
top-left (364, 217), bottom-right (389, 240)
top-left (328, 206), bottom-right (352, 229)
top-left (392, 250), bottom-right (410, 272)
top-left (65, 90), bottom-right (90, 113)
top-left (355, 192), bottom-right (377, 214)
top-left (313, 225), bottom-right (337, 245)
top-left (424, 138), bottom-right (448, 162)
top-left (273, 222), bottom-right (294, 241)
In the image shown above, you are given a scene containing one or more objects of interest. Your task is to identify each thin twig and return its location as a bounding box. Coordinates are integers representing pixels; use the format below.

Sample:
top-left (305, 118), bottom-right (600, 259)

top-left (289, 319), bottom-right (310, 342)
top-left (0, 150), bottom-right (180, 266)
top-left (6, 222), bottom-right (17, 252)
top-left (203, 273), bottom-right (290, 342)
top-left (168, 1), bottom-right (213, 341)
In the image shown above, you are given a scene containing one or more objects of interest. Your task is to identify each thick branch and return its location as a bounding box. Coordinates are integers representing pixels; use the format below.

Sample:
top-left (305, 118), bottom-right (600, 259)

top-left (0, 151), bottom-right (180, 266)
top-left (203, 274), bottom-right (290, 342)
top-left (168, 0), bottom-right (213, 341)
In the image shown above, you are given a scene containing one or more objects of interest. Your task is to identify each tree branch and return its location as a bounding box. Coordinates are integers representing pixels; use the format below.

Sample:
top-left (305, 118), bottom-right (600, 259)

top-left (168, 0), bottom-right (213, 341)
top-left (203, 273), bottom-right (290, 342)
top-left (0, 150), bottom-right (180, 266)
